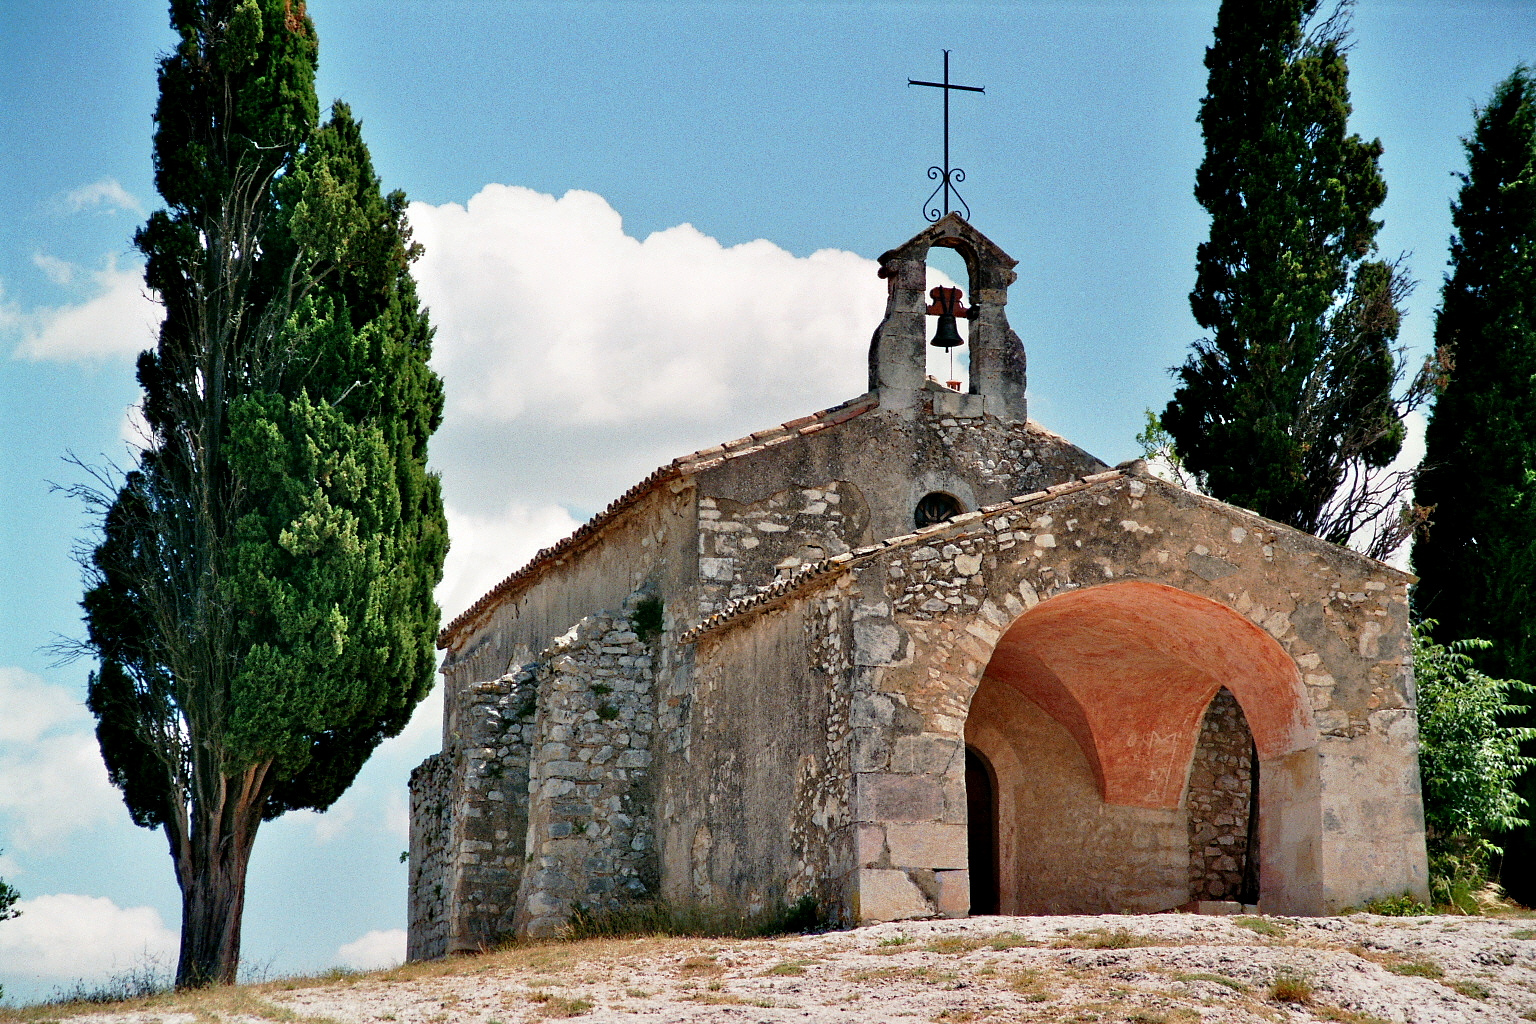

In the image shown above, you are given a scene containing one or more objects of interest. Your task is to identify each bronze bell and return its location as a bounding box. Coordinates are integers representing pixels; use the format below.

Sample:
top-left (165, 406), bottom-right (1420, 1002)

top-left (926, 285), bottom-right (969, 349)
top-left (930, 312), bottom-right (964, 350)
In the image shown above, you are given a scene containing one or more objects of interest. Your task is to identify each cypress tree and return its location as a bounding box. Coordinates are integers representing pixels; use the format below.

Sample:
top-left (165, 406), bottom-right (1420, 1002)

top-left (79, 0), bottom-right (446, 987)
top-left (1412, 67), bottom-right (1536, 900)
top-left (1163, 0), bottom-right (1420, 555)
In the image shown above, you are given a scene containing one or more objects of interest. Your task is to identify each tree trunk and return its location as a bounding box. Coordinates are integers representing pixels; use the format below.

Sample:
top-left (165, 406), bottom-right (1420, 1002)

top-left (173, 763), bottom-right (270, 988)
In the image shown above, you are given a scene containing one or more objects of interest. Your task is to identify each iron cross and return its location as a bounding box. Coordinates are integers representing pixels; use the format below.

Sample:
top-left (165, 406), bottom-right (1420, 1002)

top-left (909, 50), bottom-right (985, 222)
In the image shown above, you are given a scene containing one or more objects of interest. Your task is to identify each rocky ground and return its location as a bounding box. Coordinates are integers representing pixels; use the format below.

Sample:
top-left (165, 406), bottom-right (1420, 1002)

top-left (11, 914), bottom-right (1536, 1024)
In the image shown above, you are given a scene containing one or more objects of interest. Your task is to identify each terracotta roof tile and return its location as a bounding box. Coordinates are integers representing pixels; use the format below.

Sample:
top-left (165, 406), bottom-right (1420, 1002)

top-left (437, 393), bottom-right (881, 648)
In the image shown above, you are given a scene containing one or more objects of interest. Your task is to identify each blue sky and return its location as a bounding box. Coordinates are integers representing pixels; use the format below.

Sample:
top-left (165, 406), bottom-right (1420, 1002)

top-left (2, 0), bottom-right (1534, 1004)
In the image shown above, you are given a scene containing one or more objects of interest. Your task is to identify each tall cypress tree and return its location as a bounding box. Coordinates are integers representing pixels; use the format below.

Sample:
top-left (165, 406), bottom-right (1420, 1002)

top-left (1163, 0), bottom-right (1419, 555)
top-left (80, 0), bottom-right (446, 987)
top-left (1412, 67), bottom-right (1536, 901)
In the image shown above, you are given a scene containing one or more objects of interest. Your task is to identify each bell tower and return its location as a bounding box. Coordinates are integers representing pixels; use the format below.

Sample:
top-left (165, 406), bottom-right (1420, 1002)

top-left (867, 213), bottom-right (1028, 422)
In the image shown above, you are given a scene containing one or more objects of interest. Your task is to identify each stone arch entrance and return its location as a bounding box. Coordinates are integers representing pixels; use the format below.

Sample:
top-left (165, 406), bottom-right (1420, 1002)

top-left (962, 580), bottom-right (1320, 914)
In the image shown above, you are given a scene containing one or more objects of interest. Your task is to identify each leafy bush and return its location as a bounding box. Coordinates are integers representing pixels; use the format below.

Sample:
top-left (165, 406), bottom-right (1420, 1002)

top-left (1362, 892), bottom-right (1431, 917)
top-left (1413, 621), bottom-right (1535, 907)
top-left (630, 595), bottom-right (665, 642)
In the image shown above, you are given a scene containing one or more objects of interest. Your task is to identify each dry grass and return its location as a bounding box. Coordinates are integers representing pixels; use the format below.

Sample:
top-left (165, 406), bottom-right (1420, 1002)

top-left (1050, 927), bottom-right (1165, 950)
top-left (525, 990), bottom-right (593, 1017)
top-left (1234, 916), bottom-right (1289, 939)
top-left (1269, 967), bottom-right (1313, 1004)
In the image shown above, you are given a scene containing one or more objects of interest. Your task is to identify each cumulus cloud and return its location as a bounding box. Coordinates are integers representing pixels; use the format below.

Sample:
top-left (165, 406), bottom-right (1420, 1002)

top-left (409, 186), bottom-right (904, 612)
top-left (0, 894), bottom-right (176, 982)
top-left (32, 254), bottom-right (75, 286)
top-left (63, 179), bottom-right (144, 216)
top-left (1383, 410), bottom-right (1427, 572)
top-left (0, 668), bottom-right (122, 851)
top-left (9, 258), bottom-right (160, 362)
top-left (335, 929), bottom-right (405, 971)
top-left (119, 401), bottom-right (151, 450)
top-left (383, 790), bottom-right (410, 842)
top-left (438, 502), bottom-right (584, 621)
top-left (411, 186), bottom-right (884, 431)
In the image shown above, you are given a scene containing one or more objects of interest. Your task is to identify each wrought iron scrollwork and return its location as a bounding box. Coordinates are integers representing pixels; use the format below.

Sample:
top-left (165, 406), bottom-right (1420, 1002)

top-left (924, 165), bottom-right (970, 223)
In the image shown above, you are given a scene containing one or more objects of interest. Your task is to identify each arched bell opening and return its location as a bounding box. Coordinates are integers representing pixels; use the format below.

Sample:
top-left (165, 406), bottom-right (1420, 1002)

top-left (961, 580), bottom-right (1318, 915)
top-left (924, 242), bottom-right (973, 389)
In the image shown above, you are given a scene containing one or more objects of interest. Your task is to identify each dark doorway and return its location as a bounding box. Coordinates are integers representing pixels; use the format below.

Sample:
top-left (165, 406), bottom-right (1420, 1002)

top-left (965, 746), bottom-right (999, 914)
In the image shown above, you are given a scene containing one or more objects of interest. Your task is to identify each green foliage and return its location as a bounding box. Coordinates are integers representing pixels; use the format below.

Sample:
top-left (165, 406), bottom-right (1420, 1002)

top-left (631, 595), bottom-right (664, 642)
top-left (77, 0), bottom-right (445, 988)
top-left (1413, 621), bottom-right (1535, 905)
top-left (1410, 67), bottom-right (1536, 898)
top-left (0, 861), bottom-right (17, 924)
top-left (1361, 892), bottom-right (1431, 917)
top-left (1234, 916), bottom-right (1288, 937)
top-left (566, 895), bottom-right (823, 940)
top-left (1163, 0), bottom-right (1425, 558)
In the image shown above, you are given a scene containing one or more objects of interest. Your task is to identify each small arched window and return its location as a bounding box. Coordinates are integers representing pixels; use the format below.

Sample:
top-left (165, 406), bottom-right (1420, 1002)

top-left (915, 491), bottom-right (963, 529)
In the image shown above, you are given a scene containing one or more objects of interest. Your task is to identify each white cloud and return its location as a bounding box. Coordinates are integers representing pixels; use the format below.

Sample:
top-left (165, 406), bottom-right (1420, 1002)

top-left (0, 668), bottom-right (121, 851)
top-left (9, 258), bottom-right (161, 362)
top-left (383, 790), bottom-right (410, 842)
top-left (1383, 409), bottom-right (1428, 572)
top-left (410, 185), bottom-right (885, 433)
top-left (63, 179), bottom-right (144, 216)
top-left (311, 801), bottom-right (357, 844)
top-left (335, 928), bottom-right (405, 971)
top-left (0, 894), bottom-right (176, 981)
top-left (119, 401), bottom-right (151, 450)
top-left (438, 501), bottom-right (583, 621)
top-left (32, 254), bottom-right (75, 286)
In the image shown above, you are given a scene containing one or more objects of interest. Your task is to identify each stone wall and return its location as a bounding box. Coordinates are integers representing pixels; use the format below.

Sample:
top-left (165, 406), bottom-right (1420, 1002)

top-left (405, 665), bottom-right (539, 956)
top-left (658, 579), bottom-right (855, 924)
top-left (697, 482), bottom-right (867, 615)
top-left (685, 467), bottom-right (1428, 917)
top-left (513, 604), bottom-right (658, 937)
top-left (406, 753), bottom-right (451, 960)
top-left (1186, 688), bottom-right (1257, 903)
top-left (438, 482), bottom-right (694, 736)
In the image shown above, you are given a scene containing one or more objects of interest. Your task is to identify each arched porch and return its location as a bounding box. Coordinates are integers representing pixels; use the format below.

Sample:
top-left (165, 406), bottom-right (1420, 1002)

top-left (963, 580), bottom-right (1321, 915)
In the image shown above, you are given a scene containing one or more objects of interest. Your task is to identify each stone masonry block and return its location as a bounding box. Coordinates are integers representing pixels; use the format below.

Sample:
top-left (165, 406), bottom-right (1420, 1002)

top-left (856, 773), bottom-right (944, 823)
top-left (891, 734), bottom-right (959, 775)
top-left (856, 824), bottom-right (887, 866)
top-left (853, 619), bottom-right (904, 666)
top-left (855, 868), bottom-right (934, 923)
top-left (935, 869), bottom-right (971, 918)
top-left (884, 823), bottom-right (967, 869)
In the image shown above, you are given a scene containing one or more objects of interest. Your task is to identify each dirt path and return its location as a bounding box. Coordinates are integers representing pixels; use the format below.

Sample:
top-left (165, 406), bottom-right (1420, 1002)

top-left (20, 914), bottom-right (1536, 1024)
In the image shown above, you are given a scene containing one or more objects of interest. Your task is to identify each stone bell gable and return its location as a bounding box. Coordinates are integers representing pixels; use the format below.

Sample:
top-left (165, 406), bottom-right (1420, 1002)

top-left (869, 213), bottom-right (1028, 420)
top-left (408, 216), bottom-right (1428, 960)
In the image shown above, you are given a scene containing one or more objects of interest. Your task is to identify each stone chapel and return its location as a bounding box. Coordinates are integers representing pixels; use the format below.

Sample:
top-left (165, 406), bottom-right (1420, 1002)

top-left (406, 214), bottom-right (1429, 959)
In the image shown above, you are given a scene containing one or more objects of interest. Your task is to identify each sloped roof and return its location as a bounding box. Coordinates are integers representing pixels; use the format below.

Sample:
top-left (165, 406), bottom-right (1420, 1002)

top-left (437, 393), bottom-right (880, 648)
